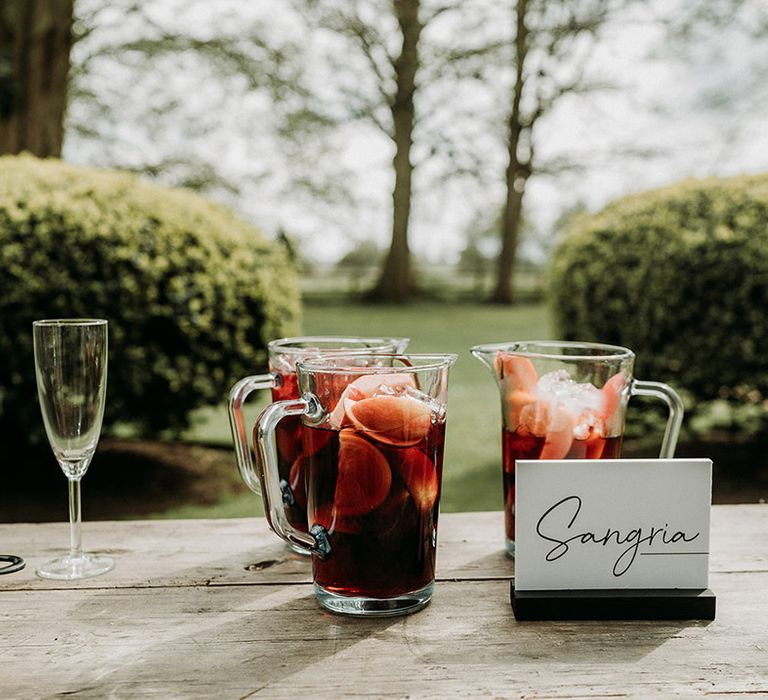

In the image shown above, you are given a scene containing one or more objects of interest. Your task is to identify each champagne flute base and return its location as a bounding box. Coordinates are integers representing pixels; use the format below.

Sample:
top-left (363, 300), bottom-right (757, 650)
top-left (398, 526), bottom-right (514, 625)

top-left (36, 553), bottom-right (114, 580)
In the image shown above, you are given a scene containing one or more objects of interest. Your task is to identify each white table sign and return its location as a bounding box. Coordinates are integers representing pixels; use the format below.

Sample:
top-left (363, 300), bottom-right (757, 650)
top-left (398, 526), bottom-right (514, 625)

top-left (515, 459), bottom-right (712, 591)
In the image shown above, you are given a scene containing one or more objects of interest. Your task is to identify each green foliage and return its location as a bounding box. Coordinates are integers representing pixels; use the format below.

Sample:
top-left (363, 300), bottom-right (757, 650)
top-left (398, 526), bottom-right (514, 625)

top-left (550, 174), bottom-right (768, 437)
top-left (0, 154), bottom-right (301, 442)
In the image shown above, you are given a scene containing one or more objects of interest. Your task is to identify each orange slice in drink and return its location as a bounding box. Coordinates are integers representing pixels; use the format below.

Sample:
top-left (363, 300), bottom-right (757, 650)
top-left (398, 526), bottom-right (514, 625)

top-left (344, 394), bottom-right (432, 447)
top-left (333, 430), bottom-right (392, 517)
top-left (540, 427), bottom-right (574, 460)
top-left (495, 353), bottom-right (539, 430)
top-left (328, 373), bottom-right (417, 428)
top-left (392, 447), bottom-right (439, 512)
top-left (568, 429), bottom-right (606, 459)
top-left (504, 389), bottom-right (536, 431)
top-left (602, 372), bottom-right (626, 436)
top-left (520, 401), bottom-right (574, 460)
top-left (495, 353), bottom-right (539, 393)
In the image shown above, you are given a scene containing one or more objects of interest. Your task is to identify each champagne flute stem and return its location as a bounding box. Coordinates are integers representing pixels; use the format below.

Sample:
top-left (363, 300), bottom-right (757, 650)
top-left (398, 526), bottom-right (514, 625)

top-left (68, 478), bottom-right (83, 559)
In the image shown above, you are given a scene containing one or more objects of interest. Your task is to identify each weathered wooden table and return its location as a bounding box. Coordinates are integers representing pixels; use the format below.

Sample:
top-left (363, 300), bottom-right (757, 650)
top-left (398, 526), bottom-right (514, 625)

top-left (1, 506), bottom-right (766, 698)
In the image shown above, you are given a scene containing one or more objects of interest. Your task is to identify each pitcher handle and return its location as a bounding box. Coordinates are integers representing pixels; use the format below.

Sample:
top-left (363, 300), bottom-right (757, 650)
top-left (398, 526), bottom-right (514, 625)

top-left (228, 374), bottom-right (278, 495)
top-left (629, 380), bottom-right (684, 459)
top-left (255, 397), bottom-right (329, 556)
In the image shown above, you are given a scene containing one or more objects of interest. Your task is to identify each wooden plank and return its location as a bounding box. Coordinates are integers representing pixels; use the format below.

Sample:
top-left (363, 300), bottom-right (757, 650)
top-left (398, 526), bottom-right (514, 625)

top-left (0, 517), bottom-right (310, 591)
top-left (0, 506), bottom-right (765, 593)
top-left (709, 503), bottom-right (768, 573)
top-left (1, 572), bottom-right (766, 698)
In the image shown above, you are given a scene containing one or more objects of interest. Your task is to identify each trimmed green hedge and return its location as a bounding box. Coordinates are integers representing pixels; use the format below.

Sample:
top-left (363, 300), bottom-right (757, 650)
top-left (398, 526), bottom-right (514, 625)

top-left (550, 174), bottom-right (768, 437)
top-left (0, 154), bottom-right (300, 442)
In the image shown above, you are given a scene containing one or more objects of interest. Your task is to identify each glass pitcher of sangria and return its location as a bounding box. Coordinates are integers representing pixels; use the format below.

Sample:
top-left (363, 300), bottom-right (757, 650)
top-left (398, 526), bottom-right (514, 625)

top-left (471, 341), bottom-right (684, 557)
top-left (253, 352), bottom-right (457, 616)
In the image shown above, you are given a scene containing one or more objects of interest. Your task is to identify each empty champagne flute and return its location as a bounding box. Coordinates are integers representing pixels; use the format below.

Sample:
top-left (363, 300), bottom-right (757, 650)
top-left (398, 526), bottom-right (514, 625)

top-left (33, 319), bottom-right (113, 580)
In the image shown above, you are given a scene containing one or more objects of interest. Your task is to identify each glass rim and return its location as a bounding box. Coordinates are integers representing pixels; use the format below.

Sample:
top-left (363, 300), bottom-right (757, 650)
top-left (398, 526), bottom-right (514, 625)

top-left (470, 340), bottom-right (635, 362)
top-left (297, 352), bottom-right (458, 374)
top-left (268, 336), bottom-right (408, 354)
top-left (33, 318), bottom-right (108, 327)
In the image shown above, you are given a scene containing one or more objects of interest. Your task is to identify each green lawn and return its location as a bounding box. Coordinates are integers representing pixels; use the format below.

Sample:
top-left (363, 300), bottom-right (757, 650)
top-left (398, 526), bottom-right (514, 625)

top-left (167, 300), bottom-right (553, 517)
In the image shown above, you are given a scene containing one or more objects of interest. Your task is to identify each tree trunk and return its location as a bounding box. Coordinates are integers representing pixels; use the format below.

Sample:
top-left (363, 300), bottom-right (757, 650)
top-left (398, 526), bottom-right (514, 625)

top-left (493, 178), bottom-right (525, 304)
top-left (0, 0), bottom-right (74, 157)
top-left (491, 0), bottom-right (530, 305)
top-left (367, 0), bottom-right (421, 304)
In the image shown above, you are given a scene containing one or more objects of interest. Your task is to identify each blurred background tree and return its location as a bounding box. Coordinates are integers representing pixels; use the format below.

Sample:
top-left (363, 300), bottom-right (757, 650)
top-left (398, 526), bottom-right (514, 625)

top-left (293, 0), bottom-right (512, 303)
top-left (490, 0), bottom-right (624, 304)
top-left (299, 0), bottom-right (427, 303)
top-left (0, 0), bottom-right (74, 157)
top-left (65, 1), bottom-right (323, 200)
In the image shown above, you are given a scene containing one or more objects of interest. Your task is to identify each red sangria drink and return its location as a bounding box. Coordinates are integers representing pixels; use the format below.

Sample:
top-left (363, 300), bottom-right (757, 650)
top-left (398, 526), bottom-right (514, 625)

top-left (253, 353), bottom-right (457, 617)
top-left (306, 392), bottom-right (445, 600)
top-left (472, 341), bottom-right (683, 558)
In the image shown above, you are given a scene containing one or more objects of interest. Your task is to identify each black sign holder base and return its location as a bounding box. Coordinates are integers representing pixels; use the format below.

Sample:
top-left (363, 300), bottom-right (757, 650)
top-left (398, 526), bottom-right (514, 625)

top-left (511, 581), bottom-right (716, 621)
